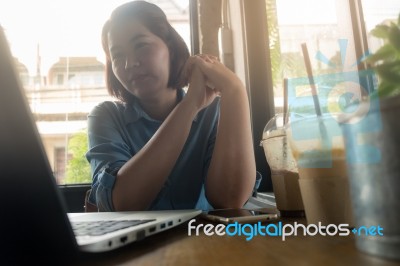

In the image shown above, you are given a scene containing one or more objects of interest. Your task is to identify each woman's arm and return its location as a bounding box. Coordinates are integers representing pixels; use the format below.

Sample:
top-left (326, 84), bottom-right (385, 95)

top-left (207, 87), bottom-right (256, 208)
top-left (113, 67), bottom-right (217, 211)
top-left (188, 55), bottom-right (256, 208)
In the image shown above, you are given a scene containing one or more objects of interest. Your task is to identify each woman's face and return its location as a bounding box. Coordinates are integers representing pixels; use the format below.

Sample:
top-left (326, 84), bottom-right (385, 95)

top-left (108, 19), bottom-right (170, 100)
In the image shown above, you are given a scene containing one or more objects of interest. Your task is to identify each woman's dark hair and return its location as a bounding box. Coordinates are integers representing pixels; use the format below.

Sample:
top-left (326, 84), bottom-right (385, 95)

top-left (101, 1), bottom-right (190, 103)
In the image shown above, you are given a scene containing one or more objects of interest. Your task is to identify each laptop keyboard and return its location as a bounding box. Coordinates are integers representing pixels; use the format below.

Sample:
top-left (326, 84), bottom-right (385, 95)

top-left (71, 219), bottom-right (155, 236)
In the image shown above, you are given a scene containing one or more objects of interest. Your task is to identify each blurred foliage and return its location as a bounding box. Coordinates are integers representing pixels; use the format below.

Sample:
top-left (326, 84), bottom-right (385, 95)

top-left (65, 131), bottom-right (91, 184)
top-left (266, 0), bottom-right (281, 88)
top-left (266, 0), bottom-right (308, 94)
top-left (365, 13), bottom-right (400, 98)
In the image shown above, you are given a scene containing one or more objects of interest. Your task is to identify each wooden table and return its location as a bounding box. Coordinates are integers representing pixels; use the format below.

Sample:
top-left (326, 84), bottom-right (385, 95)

top-left (81, 217), bottom-right (399, 266)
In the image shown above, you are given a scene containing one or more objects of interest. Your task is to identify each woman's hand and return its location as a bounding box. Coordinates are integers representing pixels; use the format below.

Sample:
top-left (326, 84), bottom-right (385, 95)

top-left (186, 54), bottom-right (245, 95)
top-left (183, 57), bottom-right (218, 112)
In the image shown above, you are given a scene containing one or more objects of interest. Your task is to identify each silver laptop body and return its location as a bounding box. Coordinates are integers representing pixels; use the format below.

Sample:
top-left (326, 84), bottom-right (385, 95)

top-left (69, 210), bottom-right (200, 252)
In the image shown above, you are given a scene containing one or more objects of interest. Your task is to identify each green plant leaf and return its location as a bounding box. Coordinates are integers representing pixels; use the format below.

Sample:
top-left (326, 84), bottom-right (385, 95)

top-left (368, 12), bottom-right (400, 100)
top-left (379, 82), bottom-right (400, 98)
top-left (376, 62), bottom-right (400, 84)
top-left (389, 25), bottom-right (400, 51)
top-left (365, 44), bottom-right (397, 64)
top-left (377, 81), bottom-right (395, 98)
top-left (371, 25), bottom-right (391, 39)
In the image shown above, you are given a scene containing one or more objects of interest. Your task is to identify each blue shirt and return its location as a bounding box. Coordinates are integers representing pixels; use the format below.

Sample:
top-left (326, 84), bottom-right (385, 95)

top-left (86, 89), bottom-right (219, 211)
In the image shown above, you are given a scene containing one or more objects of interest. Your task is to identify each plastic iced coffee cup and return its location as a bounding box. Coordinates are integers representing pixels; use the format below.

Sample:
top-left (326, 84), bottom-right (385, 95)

top-left (287, 114), bottom-right (353, 226)
top-left (261, 114), bottom-right (304, 217)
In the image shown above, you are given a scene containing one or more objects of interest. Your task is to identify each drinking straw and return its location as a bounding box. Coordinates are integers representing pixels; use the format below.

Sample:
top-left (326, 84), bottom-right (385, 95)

top-left (301, 43), bottom-right (329, 148)
top-left (283, 78), bottom-right (288, 125)
top-left (301, 43), bottom-right (322, 116)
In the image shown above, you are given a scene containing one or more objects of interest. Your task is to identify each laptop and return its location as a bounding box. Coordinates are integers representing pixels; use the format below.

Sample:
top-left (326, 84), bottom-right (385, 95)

top-left (0, 26), bottom-right (200, 264)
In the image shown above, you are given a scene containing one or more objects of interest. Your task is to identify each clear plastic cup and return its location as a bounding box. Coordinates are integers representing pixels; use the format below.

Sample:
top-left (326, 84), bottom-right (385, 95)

top-left (261, 113), bottom-right (304, 217)
top-left (286, 114), bottom-right (353, 226)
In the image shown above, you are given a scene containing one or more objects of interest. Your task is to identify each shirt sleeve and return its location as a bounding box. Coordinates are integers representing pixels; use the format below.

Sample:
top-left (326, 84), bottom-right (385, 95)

top-left (86, 102), bottom-right (132, 211)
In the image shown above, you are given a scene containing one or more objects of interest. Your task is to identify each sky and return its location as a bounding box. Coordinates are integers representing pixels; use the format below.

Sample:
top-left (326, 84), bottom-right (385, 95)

top-left (0, 0), bottom-right (189, 75)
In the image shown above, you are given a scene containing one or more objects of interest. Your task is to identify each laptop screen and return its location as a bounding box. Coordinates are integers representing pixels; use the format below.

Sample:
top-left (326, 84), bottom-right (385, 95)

top-left (0, 26), bottom-right (80, 263)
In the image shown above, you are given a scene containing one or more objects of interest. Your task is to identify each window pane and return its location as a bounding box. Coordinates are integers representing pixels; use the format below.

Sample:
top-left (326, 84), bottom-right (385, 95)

top-left (361, 0), bottom-right (400, 53)
top-left (266, 0), bottom-right (358, 114)
top-left (0, 0), bottom-right (190, 184)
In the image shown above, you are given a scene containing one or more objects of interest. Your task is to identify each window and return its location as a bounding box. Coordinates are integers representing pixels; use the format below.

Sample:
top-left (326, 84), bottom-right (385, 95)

top-left (57, 74), bottom-right (64, 85)
top-left (266, 0), bottom-right (360, 114)
top-left (361, 0), bottom-right (400, 53)
top-left (241, 0), bottom-right (400, 191)
top-left (265, 0), bottom-right (400, 115)
top-left (0, 0), bottom-right (191, 184)
top-left (54, 147), bottom-right (70, 184)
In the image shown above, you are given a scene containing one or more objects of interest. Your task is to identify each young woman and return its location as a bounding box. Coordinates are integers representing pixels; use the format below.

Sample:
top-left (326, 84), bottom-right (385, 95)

top-left (86, 1), bottom-right (259, 211)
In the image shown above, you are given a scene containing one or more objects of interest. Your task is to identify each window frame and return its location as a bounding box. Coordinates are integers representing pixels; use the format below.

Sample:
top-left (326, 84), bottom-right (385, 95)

top-left (241, 0), bottom-right (275, 191)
